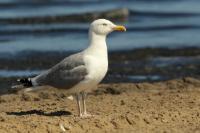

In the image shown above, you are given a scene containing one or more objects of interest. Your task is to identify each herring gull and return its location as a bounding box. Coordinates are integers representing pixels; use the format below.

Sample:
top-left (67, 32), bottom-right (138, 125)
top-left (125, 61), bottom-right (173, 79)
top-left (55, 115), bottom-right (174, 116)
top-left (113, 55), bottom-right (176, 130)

top-left (15, 19), bottom-right (126, 117)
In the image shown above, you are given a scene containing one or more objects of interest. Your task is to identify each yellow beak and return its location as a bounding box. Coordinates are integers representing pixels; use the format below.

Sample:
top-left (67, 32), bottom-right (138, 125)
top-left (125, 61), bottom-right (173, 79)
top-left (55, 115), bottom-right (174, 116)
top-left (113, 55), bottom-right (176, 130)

top-left (113, 25), bottom-right (126, 32)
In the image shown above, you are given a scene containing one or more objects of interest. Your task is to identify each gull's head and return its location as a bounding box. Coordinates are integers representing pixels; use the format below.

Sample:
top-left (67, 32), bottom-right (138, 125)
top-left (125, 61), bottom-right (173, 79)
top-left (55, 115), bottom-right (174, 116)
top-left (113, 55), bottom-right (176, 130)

top-left (90, 19), bottom-right (126, 36)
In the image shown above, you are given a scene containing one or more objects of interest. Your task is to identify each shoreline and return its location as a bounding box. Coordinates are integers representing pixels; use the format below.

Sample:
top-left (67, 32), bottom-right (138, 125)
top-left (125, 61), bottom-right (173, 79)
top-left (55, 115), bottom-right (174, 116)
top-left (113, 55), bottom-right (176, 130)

top-left (0, 47), bottom-right (200, 90)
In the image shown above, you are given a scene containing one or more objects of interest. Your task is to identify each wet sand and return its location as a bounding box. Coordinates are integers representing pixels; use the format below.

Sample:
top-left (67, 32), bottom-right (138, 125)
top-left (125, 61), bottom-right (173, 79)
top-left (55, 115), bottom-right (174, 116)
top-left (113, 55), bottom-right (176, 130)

top-left (0, 77), bottom-right (200, 132)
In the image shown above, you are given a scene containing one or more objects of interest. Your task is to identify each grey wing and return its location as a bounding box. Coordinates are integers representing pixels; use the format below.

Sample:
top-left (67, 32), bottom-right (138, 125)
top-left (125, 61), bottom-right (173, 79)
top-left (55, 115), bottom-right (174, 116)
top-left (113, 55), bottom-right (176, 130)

top-left (33, 53), bottom-right (88, 89)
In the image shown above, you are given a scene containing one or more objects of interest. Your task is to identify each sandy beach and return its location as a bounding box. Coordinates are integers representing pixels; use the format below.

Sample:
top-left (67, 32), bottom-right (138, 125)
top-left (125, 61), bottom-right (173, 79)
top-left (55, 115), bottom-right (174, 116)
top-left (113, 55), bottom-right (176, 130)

top-left (0, 77), bottom-right (199, 133)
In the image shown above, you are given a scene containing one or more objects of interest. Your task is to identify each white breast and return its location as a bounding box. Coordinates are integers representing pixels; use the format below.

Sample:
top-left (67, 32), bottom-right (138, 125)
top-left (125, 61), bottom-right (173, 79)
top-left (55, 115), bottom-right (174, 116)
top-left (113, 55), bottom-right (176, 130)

top-left (68, 54), bottom-right (108, 94)
top-left (84, 54), bottom-right (108, 84)
top-left (72, 32), bottom-right (108, 93)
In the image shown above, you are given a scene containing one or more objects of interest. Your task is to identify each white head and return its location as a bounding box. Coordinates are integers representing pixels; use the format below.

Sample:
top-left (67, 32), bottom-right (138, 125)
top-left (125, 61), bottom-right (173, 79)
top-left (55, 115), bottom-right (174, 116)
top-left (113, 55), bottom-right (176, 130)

top-left (89, 19), bottom-right (126, 36)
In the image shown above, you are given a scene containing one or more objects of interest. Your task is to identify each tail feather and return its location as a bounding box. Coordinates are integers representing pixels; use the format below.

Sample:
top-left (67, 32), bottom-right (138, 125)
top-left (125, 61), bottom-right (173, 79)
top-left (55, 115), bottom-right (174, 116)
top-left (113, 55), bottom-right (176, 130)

top-left (17, 78), bottom-right (33, 87)
top-left (10, 78), bottom-right (36, 93)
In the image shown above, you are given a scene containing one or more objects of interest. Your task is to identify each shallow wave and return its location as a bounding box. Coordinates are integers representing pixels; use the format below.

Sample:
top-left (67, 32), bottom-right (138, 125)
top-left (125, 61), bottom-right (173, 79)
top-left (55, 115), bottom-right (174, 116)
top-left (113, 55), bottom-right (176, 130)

top-left (127, 25), bottom-right (200, 31)
top-left (0, 28), bottom-right (87, 36)
top-left (130, 10), bottom-right (200, 17)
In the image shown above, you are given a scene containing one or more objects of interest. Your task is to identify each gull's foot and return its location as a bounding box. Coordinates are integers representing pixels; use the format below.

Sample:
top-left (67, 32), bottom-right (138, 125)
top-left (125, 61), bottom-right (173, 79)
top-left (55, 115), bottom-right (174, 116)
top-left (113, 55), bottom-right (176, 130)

top-left (74, 113), bottom-right (95, 119)
top-left (81, 113), bottom-right (95, 118)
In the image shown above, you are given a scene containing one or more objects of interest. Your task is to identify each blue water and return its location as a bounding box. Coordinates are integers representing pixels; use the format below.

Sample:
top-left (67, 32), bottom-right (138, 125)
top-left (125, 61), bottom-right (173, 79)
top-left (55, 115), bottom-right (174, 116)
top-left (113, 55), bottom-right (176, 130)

top-left (0, 0), bottom-right (200, 53)
top-left (0, 69), bottom-right (43, 77)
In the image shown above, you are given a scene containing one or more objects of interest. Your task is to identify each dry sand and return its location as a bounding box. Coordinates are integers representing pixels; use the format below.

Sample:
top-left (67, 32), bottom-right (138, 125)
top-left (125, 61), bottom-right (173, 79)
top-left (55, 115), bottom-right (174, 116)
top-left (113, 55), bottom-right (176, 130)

top-left (0, 77), bottom-right (200, 133)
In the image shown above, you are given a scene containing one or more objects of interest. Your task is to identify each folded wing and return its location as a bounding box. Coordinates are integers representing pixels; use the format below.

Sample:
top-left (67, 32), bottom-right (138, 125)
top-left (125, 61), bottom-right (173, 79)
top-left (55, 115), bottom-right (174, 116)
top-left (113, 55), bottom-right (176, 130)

top-left (32, 53), bottom-right (88, 89)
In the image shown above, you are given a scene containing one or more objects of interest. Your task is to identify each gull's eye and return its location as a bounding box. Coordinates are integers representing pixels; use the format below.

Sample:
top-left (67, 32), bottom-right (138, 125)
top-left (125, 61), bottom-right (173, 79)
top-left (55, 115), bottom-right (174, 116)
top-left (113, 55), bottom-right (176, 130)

top-left (102, 23), bottom-right (107, 26)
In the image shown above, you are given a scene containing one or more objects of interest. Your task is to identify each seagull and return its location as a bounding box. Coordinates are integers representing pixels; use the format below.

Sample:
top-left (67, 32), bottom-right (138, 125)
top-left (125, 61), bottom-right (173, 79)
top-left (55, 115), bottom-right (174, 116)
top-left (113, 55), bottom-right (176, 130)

top-left (15, 19), bottom-right (126, 117)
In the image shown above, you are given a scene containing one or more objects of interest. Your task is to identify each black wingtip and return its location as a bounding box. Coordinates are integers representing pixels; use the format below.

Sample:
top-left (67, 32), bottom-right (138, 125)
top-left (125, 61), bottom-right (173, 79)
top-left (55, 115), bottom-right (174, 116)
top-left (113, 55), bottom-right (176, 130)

top-left (18, 78), bottom-right (33, 87)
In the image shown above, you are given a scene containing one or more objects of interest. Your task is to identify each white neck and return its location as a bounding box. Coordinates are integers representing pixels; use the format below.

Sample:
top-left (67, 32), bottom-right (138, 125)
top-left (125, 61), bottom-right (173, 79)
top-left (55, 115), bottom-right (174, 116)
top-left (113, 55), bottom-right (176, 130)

top-left (85, 30), bottom-right (108, 57)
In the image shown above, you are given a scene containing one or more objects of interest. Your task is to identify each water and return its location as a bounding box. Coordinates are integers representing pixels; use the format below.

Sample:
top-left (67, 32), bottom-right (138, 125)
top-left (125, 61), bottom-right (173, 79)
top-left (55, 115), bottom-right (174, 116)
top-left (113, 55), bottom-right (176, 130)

top-left (0, 0), bottom-right (200, 85)
top-left (0, 69), bottom-right (43, 77)
top-left (0, 0), bottom-right (200, 53)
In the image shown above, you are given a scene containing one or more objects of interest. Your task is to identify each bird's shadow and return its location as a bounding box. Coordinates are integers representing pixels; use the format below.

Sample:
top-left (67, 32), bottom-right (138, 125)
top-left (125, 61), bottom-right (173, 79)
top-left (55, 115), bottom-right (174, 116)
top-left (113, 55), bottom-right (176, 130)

top-left (6, 109), bottom-right (72, 116)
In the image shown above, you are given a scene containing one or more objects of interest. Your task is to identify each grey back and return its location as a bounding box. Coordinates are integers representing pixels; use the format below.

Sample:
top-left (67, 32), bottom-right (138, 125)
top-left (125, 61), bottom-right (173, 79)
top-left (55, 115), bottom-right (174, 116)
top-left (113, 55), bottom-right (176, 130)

top-left (34, 52), bottom-right (88, 89)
